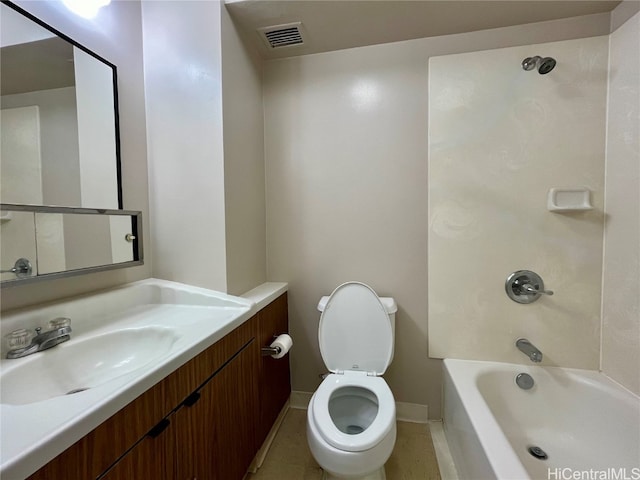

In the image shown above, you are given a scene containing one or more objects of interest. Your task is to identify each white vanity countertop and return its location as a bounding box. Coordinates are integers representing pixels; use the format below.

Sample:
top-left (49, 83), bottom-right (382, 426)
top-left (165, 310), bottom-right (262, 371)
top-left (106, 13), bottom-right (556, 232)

top-left (241, 281), bottom-right (288, 310)
top-left (0, 278), bottom-right (288, 479)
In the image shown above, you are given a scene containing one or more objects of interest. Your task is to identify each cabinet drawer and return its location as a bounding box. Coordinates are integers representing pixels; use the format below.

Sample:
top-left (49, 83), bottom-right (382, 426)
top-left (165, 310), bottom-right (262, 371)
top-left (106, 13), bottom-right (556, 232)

top-left (27, 382), bottom-right (164, 480)
top-left (161, 315), bottom-right (257, 413)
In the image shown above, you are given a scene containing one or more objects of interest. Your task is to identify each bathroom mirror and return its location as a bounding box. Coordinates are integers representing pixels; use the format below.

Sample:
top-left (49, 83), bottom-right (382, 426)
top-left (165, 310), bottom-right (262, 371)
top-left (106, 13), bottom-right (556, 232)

top-left (0, 1), bottom-right (121, 209)
top-left (0, 205), bottom-right (143, 286)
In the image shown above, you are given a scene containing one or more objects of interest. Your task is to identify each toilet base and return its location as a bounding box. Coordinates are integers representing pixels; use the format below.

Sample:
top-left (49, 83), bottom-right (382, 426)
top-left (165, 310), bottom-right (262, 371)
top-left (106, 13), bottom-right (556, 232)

top-left (321, 466), bottom-right (386, 480)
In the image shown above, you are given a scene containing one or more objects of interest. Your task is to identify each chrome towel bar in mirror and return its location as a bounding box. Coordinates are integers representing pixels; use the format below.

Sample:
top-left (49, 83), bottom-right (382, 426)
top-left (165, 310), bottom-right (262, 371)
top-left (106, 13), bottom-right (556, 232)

top-left (0, 258), bottom-right (32, 278)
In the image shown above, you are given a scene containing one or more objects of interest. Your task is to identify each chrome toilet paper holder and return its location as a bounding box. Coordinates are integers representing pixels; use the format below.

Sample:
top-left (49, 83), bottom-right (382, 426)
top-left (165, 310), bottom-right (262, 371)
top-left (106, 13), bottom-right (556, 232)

top-left (261, 345), bottom-right (282, 356)
top-left (261, 333), bottom-right (288, 356)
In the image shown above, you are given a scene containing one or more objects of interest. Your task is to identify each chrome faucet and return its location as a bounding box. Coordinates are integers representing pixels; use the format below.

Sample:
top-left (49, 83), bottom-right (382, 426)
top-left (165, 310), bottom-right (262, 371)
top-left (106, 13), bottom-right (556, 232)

top-left (6, 319), bottom-right (72, 359)
top-left (516, 338), bottom-right (542, 363)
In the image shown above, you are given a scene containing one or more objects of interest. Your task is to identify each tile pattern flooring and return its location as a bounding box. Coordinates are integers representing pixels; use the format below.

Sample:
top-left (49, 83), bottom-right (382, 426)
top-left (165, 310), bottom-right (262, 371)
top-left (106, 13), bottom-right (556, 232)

top-left (246, 408), bottom-right (442, 480)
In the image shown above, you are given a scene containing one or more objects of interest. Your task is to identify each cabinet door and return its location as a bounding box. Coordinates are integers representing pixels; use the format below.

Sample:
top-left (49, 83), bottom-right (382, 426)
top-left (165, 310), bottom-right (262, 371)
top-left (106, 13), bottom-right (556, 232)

top-left (174, 340), bottom-right (259, 480)
top-left (99, 422), bottom-right (174, 480)
top-left (257, 293), bottom-right (291, 444)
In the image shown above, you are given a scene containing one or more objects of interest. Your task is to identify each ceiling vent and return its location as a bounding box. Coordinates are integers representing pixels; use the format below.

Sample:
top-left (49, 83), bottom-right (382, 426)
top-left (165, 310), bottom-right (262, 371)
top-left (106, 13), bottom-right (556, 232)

top-left (258, 22), bottom-right (305, 49)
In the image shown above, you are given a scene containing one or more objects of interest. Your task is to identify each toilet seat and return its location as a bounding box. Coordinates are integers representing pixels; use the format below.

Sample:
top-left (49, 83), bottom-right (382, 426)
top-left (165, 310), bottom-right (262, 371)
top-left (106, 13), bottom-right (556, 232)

top-left (319, 282), bottom-right (393, 376)
top-left (311, 373), bottom-right (395, 453)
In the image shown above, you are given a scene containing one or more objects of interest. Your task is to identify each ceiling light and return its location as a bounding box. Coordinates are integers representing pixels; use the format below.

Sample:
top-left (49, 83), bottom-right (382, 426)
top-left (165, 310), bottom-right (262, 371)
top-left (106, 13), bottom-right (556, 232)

top-left (62, 0), bottom-right (111, 19)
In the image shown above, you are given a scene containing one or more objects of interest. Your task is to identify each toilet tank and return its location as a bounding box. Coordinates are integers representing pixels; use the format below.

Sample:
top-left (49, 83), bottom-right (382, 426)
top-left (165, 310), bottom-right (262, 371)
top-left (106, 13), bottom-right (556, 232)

top-left (317, 295), bottom-right (397, 341)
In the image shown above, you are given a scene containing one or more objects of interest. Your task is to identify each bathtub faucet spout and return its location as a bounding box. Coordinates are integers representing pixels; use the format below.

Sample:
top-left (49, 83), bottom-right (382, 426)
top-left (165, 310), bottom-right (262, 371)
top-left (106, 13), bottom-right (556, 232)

top-left (516, 338), bottom-right (543, 363)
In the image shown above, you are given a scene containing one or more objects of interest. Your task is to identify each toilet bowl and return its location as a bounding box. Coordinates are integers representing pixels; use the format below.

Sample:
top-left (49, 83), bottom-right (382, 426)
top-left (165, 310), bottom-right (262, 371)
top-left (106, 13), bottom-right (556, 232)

top-left (306, 282), bottom-right (397, 480)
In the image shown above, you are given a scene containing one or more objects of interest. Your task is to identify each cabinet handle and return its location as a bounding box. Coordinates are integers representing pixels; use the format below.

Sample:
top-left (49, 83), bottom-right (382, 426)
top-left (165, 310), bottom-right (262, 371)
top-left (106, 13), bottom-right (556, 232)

top-left (146, 418), bottom-right (170, 438)
top-left (182, 391), bottom-right (201, 407)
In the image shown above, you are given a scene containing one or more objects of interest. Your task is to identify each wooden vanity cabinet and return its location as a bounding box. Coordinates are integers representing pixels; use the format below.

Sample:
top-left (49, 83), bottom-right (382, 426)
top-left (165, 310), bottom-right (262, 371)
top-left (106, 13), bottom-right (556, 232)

top-left (101, 338), bottom-right (258, 480)
top-left (256, 292), bottom-right (291, 446)
top-left (26, 294), bottom-right (290, 480)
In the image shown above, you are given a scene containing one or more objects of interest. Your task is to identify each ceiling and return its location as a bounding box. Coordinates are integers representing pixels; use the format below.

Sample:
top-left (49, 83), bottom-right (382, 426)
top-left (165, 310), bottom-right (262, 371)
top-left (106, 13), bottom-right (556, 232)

top-left (1, 37), bottom-right (74, 95)
top-left (225, 0), bottom-right (623, 59)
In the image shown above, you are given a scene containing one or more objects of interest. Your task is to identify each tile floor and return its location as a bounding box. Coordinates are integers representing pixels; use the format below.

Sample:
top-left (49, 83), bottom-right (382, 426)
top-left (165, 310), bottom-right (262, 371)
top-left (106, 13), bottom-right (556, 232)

top-left (246, 408), bottom-right (442, 480)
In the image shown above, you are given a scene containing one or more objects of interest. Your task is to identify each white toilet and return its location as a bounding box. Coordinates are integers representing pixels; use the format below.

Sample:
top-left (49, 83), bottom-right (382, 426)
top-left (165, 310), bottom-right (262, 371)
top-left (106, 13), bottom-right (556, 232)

top-left (306, 281), bottom-right (398, 480)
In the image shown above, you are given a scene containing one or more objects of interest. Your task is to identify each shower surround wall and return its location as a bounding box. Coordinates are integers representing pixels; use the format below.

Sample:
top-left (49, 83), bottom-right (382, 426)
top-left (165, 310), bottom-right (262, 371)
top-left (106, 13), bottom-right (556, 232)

top-left (428, 36), bottom-right (608, 369)
top-left (427, 7), bottom-right (640, 396)
top-left (602, 11), bottom-right (640, 396)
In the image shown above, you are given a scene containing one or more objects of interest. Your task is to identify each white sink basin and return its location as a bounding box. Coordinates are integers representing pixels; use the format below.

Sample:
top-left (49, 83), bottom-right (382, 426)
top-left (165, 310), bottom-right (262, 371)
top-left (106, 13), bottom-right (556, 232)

top-left (0, 326), bottom-right (179, 405)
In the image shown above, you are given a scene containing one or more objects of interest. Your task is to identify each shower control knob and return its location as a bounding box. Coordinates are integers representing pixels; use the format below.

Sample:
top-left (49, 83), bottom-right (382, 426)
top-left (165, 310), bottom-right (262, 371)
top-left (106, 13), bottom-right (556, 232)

top-left (505, 270), bottom-right (553, 304)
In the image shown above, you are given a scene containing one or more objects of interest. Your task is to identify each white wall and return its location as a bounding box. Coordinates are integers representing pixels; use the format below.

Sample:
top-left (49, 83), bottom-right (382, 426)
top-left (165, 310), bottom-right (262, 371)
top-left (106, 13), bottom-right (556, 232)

top-left (1, 0), bottom-right (151, 311)
top-left (221, 5), bottom-right (267, 296)
top-left (602, 10), bottom-right (640, 396)
top-left (142, 0), bottom-right (227, 292)
top-left (142, 1), bottom-right (266, 296)
top-left (264, 14), bottom-right (611, 419)
top-left (428, 36), bottom-right (608, 369)
top-left (2, 87), bottom-right (81, 206)
top-left (0, 5), bottom-right (55, 47)
top-left (74, 46), bottom-right (118, 209)
top-left (0, 105), bottom-right (43, 204)
top-left (110, 215), bottom-right (134, 264)
top-left (63, 214), bottom-right (112, 270)
top-left (34, 213), bottom-right (66, 274)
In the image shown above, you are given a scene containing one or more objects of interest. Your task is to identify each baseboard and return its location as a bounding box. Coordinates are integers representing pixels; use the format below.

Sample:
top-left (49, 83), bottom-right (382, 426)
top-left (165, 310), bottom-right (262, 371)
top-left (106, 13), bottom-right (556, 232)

top-left (248, 399), bottom-right (290, 473)
top-left (429, 420), bottom-right (459, 480)
top-left (396, 401), bottom-right (429, 423)
top-left (290, 390), bottom-right (429, 423)
top-left (289, 390), bottom-right (313, 409)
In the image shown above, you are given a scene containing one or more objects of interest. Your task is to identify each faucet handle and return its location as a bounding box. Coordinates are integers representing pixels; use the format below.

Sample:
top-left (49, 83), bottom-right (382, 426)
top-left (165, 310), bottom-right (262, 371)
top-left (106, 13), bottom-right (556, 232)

top-left (4, 329), bottom-right (35, 349)
top-left (521, 284), bottom-right (554, 296)
top-left (35, 327), bottom-right (42, 335)
top-left (48, 317), bottom-right (71, 330)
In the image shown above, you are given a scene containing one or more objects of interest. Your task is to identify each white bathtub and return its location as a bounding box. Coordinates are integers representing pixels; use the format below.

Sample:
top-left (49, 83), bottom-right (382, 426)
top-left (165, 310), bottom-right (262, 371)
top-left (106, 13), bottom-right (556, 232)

top-left (443, 359), bottom-right (640, 480)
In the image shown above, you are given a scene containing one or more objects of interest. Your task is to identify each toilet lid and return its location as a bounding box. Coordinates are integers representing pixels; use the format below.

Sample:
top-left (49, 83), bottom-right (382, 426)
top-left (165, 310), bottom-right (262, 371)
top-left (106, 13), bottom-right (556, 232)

top-left (319, 282), bottom-right (393, 376)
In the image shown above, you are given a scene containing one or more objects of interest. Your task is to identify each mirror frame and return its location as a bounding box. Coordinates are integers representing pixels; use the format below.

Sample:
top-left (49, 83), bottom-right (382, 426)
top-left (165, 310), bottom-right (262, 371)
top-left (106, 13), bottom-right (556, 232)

top-left (1, 0), bottom-right (123, 208)
top-left (0, 204), bottom-right (143, 287)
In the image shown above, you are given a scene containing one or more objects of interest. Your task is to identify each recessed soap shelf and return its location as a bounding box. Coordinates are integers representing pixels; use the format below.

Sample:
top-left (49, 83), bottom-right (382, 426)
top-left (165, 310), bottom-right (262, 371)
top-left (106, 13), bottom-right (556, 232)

top-left (547, 187), bottom-right (593, 212)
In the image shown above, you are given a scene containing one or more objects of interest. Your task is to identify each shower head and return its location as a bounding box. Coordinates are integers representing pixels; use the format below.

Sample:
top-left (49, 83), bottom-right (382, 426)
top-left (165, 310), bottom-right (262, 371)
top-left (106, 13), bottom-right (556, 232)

top-left (522, 56), bottom-right (556, 74)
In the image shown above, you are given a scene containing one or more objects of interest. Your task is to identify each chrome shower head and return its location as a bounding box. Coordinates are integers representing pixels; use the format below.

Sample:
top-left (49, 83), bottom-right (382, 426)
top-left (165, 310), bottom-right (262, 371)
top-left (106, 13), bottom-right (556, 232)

top-left (522, 56), bottom-right (556, 74)
top-left (538, 57), bottom-right (556, 74)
